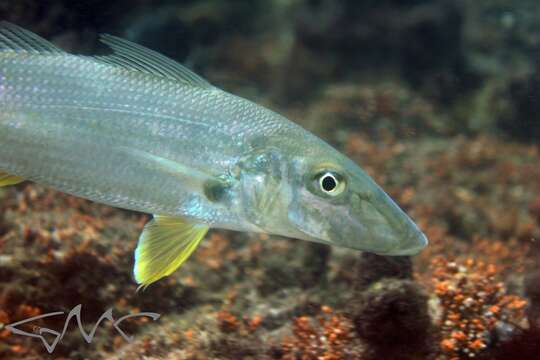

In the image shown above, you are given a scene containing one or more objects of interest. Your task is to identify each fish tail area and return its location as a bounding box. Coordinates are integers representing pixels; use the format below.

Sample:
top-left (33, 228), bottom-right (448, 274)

top-left (0, 171), bottom-right (24, 187)
top-left (134, 215), bottom-right (208, 290)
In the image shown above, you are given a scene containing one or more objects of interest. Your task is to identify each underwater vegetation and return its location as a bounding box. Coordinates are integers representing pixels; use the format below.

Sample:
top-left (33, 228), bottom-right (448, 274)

top-left (1, 0), bottom-right (540, 359)
top-left (432, 257), bottom-right (528, 358)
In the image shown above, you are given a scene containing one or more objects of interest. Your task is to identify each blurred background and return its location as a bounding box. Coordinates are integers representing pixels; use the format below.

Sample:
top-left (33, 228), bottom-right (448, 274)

top-left (0, 0), bottom-right (540, 359)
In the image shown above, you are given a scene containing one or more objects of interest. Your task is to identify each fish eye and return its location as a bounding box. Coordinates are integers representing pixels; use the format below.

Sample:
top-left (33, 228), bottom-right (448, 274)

top-left (316, 171), bottom-right (345, 196)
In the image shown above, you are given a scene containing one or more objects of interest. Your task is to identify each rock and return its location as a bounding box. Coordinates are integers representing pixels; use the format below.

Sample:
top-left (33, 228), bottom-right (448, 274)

top-left (354, 252), bottom-right (413, 290)
top-left (352, 279), bottom-right (432, 358)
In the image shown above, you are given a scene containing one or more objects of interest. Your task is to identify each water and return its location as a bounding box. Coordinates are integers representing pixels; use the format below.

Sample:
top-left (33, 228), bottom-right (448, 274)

top-left (0, 1), bottom-right (539, 359)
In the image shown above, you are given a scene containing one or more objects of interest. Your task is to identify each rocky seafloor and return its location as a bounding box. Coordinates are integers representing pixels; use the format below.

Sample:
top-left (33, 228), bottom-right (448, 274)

top-left (1, 1), bottom-right (540, 359)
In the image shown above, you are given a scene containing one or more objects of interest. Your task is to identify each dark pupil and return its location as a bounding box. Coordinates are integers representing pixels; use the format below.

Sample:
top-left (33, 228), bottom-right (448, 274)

top-left (321, 175), bottom-right (337, 192)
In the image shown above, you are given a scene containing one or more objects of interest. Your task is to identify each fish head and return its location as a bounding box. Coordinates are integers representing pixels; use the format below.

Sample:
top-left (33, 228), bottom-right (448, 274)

top-left (283, 143), bottom-right (428, 256)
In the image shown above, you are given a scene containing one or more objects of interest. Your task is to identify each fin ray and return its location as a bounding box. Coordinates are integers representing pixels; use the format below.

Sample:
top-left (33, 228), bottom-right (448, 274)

top-left (117, 147), bottom-right (216, 192)
top-left (96, 34), bottom-right (212, 88)
top-left (134, 215), bottom-right (208, 289)
top-left (0, 172), bottom-right (24, 187)
top-left (0, 22), bottom-right (62, 54)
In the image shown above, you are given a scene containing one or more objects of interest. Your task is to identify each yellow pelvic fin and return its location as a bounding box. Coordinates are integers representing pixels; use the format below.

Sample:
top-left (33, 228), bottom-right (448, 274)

top-left (0, 172), bottom-right (24, 187)
top-left (133, 215), bottom-right (208, 289)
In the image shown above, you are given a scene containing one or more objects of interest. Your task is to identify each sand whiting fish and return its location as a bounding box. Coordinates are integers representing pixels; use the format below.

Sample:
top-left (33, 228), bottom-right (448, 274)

top-left (0, 23), bottom-right (427, 288)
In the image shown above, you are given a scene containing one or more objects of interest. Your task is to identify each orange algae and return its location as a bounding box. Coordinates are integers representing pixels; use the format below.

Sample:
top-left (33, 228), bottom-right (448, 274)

top-left (431, 256), bottom-right (528, 358)
top-left (280, 305), bottom-right (360, 360)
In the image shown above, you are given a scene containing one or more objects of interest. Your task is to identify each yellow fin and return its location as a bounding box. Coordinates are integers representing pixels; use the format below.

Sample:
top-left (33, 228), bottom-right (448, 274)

top-left (133, 215), bottom-right (208, 289)
top-left (0, 172), bottom-right (24, 187)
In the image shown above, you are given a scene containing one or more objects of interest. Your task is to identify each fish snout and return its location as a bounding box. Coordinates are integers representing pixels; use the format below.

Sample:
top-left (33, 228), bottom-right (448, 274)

top-left (378, 222), bottom-right (428, 256)
top-left (361, 187), bottom-right (428, 256)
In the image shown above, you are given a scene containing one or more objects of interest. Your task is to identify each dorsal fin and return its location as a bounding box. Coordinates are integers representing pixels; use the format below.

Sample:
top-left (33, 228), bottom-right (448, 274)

top-left (0, 22), bottom-right (62, 54)
top-left (96, 34), bottom-right (212, 89)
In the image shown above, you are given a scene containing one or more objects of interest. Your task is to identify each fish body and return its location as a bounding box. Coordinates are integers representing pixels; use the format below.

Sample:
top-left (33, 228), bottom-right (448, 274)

top-left (0, 23), bottom-right (427, 287)
top-left (0, 49), bottom-right (288, 231)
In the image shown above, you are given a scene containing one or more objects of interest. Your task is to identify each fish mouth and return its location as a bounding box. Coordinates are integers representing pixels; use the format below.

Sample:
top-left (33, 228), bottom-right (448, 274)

top-left (374, 229), bottom-right (428, 256)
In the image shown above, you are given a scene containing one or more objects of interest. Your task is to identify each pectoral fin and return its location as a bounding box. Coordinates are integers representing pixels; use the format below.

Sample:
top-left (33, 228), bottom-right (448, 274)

top-left (0, 172), bottom-right (24, 187)
top-left (134, 215), bottom-right (208, 289)
top-left (117, 147), bottom-right (216, 193)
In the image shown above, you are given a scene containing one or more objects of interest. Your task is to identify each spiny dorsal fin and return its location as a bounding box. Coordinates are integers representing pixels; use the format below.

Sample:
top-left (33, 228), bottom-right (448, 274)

top-left (96, 34), bottom-right (212, 89)
top-left (0, 22), bottom-right (62, 54)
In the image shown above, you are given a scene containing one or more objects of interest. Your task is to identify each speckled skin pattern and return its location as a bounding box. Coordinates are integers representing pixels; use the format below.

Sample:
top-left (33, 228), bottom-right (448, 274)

top-left (0, 48), bottom-right (427, 255)
top-left (0, 51), bottom-right (308, 223)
